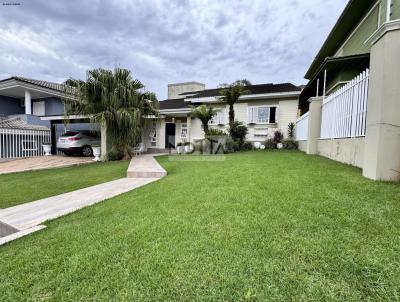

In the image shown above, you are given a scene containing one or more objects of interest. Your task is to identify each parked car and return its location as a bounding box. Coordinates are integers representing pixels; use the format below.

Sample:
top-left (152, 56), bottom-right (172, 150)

top-left (57, 130), bottom-right (100, 157)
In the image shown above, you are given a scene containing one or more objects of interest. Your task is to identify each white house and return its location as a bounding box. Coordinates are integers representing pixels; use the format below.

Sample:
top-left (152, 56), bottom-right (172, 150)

top-left (143, 82), bottom-right (301, 150)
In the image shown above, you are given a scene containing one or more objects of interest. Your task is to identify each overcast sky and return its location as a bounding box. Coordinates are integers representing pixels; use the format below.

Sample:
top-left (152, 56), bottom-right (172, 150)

top-left (0, 0), bottom-right (348, 99)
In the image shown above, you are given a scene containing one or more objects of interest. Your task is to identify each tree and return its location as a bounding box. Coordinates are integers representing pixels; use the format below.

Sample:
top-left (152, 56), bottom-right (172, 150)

top-left (190, 104), bottom-right (218, 134)
top-left (65, 68), bottom-right (158, 159)
top-left (219, 81), bottom-right (250, 127)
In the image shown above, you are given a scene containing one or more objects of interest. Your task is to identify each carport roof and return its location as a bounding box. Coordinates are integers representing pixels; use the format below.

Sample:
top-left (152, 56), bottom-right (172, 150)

top-left (0, 117), bottom-right (50, 131)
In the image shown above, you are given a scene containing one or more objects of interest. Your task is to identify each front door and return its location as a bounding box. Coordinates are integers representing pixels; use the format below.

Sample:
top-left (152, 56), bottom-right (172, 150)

top-left (165, 123), bottom-right (176, 148)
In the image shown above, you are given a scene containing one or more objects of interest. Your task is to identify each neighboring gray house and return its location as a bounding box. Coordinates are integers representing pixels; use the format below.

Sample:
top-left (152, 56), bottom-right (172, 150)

top-left (0, 77), bottom-right (94, 159)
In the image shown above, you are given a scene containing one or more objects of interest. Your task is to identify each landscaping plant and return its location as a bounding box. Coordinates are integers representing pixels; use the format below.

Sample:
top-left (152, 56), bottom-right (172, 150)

top-left (229, 121), bottom-right (248, 148)
top-left (219, 80), bottom-right (250, 127)
top-left (287, 122), bottom-right (295, 139)
top-left (190, 105), bottom-right (219, 134)
top-left (65, 68), bottom-right (158, 159)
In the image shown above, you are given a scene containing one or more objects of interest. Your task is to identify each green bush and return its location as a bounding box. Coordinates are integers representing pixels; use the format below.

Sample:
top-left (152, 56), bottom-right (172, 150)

top-left (287, 123), bottom-right (295, 139)
top-left (108, 149), bottom-right (124, 161)
top-left (282, 139), bottom-right (298, 150)
top-left (229, 121), bottom-right (248, 145)
top-left (273, 130), bottom-right (284, 143)
top-left (241, 141), bottom-right (254, 151)
top-left (264, 139), bottom-right (277, 150)
top-left (224, 137), bottom-right (238, 153)
top-left (205, 128), bottom-right (227, 137)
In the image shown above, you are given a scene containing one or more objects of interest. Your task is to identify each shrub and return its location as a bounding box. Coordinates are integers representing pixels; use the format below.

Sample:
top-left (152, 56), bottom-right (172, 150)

top-left (229, 121), bottom-right (248, 145)
top-left (224, 137), bottom-right (238, 153)
top-left (108, 148), bottom-right (124, 161)
top-left (241, 141), bottom-right (254, 151)
top-left (264, 139), bottom-right (276, 150)
top-left (205, 128), bottom-right (227, 137)
top-left (282, 139), bottom-right (298, 150)
top-left (287, 123), bottom-right (295, 139)
top-left (273, 130), bottom-right (284, 143)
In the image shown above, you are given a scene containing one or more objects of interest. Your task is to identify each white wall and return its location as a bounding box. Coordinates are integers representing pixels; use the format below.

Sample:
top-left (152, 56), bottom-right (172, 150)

top-left (317, 138), bottom-right (365, 168)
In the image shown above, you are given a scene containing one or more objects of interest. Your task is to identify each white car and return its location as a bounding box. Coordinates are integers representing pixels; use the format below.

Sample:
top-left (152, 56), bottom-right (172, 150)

top-left (57, 130), bottom-right (101, 157)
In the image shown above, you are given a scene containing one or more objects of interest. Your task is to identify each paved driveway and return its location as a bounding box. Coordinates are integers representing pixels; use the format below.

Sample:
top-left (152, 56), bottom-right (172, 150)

top-left (0, 156), bottom-right (93, 175)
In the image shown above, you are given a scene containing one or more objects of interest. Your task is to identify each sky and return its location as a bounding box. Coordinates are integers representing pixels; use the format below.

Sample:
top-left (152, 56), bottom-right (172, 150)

top-left (0, 0), bottom-right (348, 100)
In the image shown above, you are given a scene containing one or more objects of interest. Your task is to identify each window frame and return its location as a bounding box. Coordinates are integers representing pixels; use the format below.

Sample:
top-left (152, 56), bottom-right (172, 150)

top-left (248, 105), bottom-right (279, 125)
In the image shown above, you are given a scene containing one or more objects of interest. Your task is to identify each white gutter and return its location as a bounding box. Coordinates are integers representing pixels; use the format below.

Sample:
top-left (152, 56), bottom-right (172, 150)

top-left (40, 115), bottom-right (90, 121)
top-left (186, 91), bottom-right (300, 103)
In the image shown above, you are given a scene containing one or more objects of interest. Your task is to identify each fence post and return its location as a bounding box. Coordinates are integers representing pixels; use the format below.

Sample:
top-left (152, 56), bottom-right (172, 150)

top-left (306, 97), bottom-right (323, 155)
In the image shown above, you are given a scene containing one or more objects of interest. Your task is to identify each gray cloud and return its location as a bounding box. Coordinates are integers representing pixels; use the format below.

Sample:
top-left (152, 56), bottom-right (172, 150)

top-left (0, 0), bottom-right (347, 99)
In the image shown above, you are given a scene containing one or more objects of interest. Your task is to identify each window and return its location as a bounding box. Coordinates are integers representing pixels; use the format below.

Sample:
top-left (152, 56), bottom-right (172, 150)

top-left (181, 123), bottom-right (188, 138)
top-left (33, 101), bottom-right (45, 116)
top-left (247, 106), bottom-right (278, 124)
top-left (209, 109), bottom-right (226, 125)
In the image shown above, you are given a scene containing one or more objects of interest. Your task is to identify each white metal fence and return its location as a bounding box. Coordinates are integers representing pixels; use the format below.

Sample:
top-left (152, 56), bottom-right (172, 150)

top-left (296, 112), bottom-right (309, 141)
top-left (320, 69), bottom-right (369, 139)
top-left (0, 128), bottom-right (51, 159)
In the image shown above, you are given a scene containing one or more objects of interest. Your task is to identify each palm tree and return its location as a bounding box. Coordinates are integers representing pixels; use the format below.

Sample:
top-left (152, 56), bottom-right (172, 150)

top-left (219, 81), bottom-right (250, 127)
top-left (190, 104), bottom-right (218, 134)
top-left (65, 68), bottom-right (158, 159)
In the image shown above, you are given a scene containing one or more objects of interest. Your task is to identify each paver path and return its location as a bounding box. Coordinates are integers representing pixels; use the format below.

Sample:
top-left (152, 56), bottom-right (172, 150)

top-left (0, 154), bottom-right (167, 245)
top-left (0, 156), bottom-right (92, 175)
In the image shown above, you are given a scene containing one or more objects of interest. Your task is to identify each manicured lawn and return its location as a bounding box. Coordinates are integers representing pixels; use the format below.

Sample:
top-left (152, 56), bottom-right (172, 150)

top-left (0, 160), bottom-right (130, 209)
top-left (1, 151), bottom-right (399, 301)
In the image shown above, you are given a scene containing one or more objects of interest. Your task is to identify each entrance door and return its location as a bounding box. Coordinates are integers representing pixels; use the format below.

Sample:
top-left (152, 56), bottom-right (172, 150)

top-left (165, 123), bottom-right (176, 148)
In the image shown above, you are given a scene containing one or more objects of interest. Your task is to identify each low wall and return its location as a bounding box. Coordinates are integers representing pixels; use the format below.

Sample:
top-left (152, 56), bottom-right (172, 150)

top-left (298, 141), bottom-right (307, 152)
top-left (317, 137), bottom-right (365, 168)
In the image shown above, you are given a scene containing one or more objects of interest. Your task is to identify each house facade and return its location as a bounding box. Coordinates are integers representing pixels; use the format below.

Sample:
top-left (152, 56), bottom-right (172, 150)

top-left (0, 77), bottom-right (95, 159)
top-left (297, 0), bottom-right (400, 181)
top-left (143, 82), bottom-right (301, 150)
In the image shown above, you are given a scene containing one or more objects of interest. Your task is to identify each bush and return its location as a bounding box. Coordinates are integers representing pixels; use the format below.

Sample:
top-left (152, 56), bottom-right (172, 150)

top-left (108, 149), bottom-right (124, 161)
top-left (205, 128), bottom-right (227, 137)
top-left (282, 139), bottom-right (298, 150)
top-left (241, 141), bottom-right (253, 151)
top-left (229, 121), bottom-right (248, 145)
top-left (224, 137), bottom-right (238, 153)
top-left (273, 130), bottom-right (284, 143)
top-left (264, 139), bottom-right (277, 150)
top-left (287, 123), bottom-right (295, 139)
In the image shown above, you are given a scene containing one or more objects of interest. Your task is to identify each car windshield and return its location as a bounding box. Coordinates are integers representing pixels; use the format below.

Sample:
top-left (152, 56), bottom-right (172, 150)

top-left (61, 131), bottom-right (79, 137)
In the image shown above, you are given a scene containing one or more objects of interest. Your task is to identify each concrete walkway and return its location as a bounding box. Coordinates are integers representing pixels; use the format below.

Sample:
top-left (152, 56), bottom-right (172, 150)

top-left (0, 154), bottom-right (167, 246)
top-left (0, 156), bottom-right (92, 175)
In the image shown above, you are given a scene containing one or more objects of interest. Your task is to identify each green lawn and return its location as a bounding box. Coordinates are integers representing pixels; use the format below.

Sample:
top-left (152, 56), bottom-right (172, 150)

top-left (0, 160), bottom-right (130, 209)
top-left (1, 151), bottom-right (399, 301)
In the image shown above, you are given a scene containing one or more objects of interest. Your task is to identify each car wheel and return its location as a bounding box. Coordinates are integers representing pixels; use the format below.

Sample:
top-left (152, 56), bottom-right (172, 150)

top-left (81, 146), bottom-right (93, 157)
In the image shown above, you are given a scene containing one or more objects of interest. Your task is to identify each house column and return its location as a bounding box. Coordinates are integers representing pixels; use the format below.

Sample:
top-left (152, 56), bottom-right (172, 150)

top-left (306, 97), bottom-right (323, 155)
top-left (363, 22), bottom-right (400, 181)
top-left (187, 115), bottom-right (191, 143)
top-left (24, 90), bottom-right (32, 115)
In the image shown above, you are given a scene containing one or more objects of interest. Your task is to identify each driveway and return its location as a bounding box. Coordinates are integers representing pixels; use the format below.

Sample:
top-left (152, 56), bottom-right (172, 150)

top-left (0, 156), bottom-right (93, 175)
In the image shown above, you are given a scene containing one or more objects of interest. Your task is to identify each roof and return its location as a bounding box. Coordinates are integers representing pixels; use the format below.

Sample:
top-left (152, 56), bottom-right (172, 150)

top-left (0, 117), bottom-right (50, 131)
top-left (300, 53), bottom-right (370, 108)
top-left (185, 83), bottom-right (301, 99)
top-left (0, 76), bottom-right (76, 95)
top-left (305, 0), bottom-right (376, 80)
top-left (159, 98), bottom-right (190, 110)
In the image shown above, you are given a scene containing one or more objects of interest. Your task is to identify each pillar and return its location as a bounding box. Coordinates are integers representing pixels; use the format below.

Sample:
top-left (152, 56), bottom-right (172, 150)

top-left (363, 22), bottom-right (400, 181)
top-left (306, 97), bottom-right (323, 155)
top-left (24, 90), bottom-right (32, 115)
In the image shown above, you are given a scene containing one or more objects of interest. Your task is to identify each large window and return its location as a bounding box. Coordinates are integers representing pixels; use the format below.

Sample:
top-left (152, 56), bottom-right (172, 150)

top-left (247, 106), bottom-right (278, 124)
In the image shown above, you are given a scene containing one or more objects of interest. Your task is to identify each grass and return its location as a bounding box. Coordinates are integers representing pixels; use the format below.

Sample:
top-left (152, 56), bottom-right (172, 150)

top-left (0, 160), bottom-right (130, 208)
top-left (1, 151), bottom-right (400, 301)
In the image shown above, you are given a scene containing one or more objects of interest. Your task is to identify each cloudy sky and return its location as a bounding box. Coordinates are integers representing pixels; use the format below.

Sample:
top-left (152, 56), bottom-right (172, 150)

top-left (0, 0), bottom-right (348, 99)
